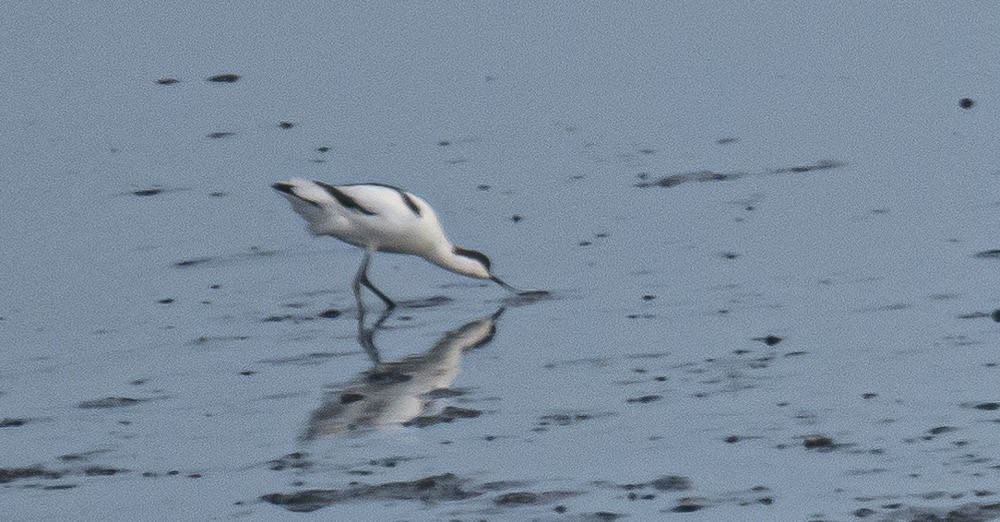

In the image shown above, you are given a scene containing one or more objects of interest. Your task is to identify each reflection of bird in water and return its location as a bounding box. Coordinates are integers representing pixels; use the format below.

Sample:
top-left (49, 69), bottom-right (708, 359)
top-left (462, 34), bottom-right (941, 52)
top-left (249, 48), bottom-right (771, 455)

top-left (271, 179), bottom-right (538, 311)
top-left (301, 307), bottom-right (504, 440)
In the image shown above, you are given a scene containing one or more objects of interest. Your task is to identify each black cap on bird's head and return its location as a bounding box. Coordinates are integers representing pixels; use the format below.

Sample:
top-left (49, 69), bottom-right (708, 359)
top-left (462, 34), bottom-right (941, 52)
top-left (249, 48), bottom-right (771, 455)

top-left (453, 246), bottom-right (522, 293)
top-left (453, 246), bottom-right (491, 273)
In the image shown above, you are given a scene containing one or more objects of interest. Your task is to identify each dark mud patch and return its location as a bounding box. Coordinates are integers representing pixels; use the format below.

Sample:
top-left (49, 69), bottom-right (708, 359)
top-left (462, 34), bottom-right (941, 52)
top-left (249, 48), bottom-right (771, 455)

top-left (155, 77), bottom-right (179, 85)
top-left (398, 295), bottom-right (453, 308)
top-left (502, 289), bottom-right (553, 307)
top-left (174, 248), bottom-right (278, 270)
top-left (422, 387), bottom-right (469, 399)
top-left (597, 475), bottom-right (693, 493)
top-left (861, 500), bottom-right (1000, 521)
top-left (258, 351), bottom-right (355, 367)
top-left (0, 466), bottom-right (63, 484)
top-left (120, 186), bottom-right (190, 198)
top-left (974, 249), bottom-right (1000, 259)
top-left (77, 397), bottom-right (147, 409)
top-left (543, 357), bottom-right (612, 370)
top-left (635, 159), bottom-right (844, 189)
top-left (493, 490), bottom-right (580, 507)
top-left (83, 466), bottom-right (127, 477)
top-left (0, 417), bottom-right (29, 428)
top-left (536, 411), bottom-right (615, 429)
top-left (174, 256), bottom-right (213, 268)
top-left (402, 406), bottom-right (482, 428)
top-left (189, 335), bottom-right (250, 346)
top-left (267, 452), bottom-right (312, 472)
top-left (1, 464), bottom-right (128, 485)
top-left (625, 394), bottom-right (663, 404)
top-left (262, 473), bottom-right (479, 512)
top-left (262, 314), bottom-right (318, 324)
top-left (206, 131), bottom-right (236, 139)
top-left (207, 73), bottom-right (240, 83)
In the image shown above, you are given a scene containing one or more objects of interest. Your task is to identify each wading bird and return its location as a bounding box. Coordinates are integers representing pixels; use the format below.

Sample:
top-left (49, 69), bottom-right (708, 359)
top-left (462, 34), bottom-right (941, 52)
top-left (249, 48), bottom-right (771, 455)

top-left (272, 178), bottom-right (524, 310)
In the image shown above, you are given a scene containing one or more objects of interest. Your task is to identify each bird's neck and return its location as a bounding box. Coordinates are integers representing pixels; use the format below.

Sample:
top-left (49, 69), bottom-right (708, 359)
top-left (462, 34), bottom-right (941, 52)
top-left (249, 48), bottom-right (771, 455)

top-left (428, 243), bottom-right (487, 279)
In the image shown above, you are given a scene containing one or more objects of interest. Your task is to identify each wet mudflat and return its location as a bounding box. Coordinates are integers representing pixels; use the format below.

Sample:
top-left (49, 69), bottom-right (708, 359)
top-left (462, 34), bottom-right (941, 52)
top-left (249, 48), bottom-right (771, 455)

top-left (3, 2), bottom-right (1000, 521)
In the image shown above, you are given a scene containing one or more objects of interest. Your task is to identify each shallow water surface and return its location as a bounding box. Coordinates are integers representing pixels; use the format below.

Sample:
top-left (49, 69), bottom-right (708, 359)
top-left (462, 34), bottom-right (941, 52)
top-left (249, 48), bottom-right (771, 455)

top-left (2, 1), bottom-right (1000, 520)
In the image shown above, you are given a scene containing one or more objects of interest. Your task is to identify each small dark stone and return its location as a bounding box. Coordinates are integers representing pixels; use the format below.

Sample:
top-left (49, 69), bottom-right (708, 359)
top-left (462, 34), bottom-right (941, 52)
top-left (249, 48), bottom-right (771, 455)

top-left (862, 393), bottom-right (878, 399)
top-left (318, 309), bottom-right (342, 319)
top-left (974, 402), bottom-right (1000, 411)
top-left (974, 249), bottom-right (1000, 259)
top-left (754, 335), bottom-right (783, 346)
top-left (579, 241), bottom-right (592, 246)
top-left (0, 418), bottom-right (27, 428)
top-left (477, 184), bottom-right (490, 191)
top-left (156, 78), bottom-right (179, 85)
top-left (132, 188), bottom-right (163, 197)
top-left (316, 146), bottom-right (330, 153)
top-left (720, 251), bottom-right (740, 259)
top-left (278, 121), bottom-right (294, 129)
top-left (758, 496), bottom-right (774, 505)
top-left (803, 435), bottom-right (834, 449)
top-left (959, 97), bottom-right (975, 109)
top-left (928, 426), bottom-right (956, 435)
top-left (642, 294), bottom-right (656, 301)
top-left (188, 473), bottom-right (202, 478)
top-left (554, 505), bottom-right (567, 513)
top-left (207, 73), bottom-right (240, 83)
top-left (238, 370), bottom-right (255, 376)
top-left (510, 214), bottom-right (523, 222)
top-left (157, 298), bottom-right (175, 304)
top-left (167, 470), bottom-right (179, 476)
top-left (438, 140), bottom-right (451, 146)
top-left (209, 284), bottom-right (221, 289)
top-left (724, 435), bottom-right (740, 444)
top-left (992, 309), bottom-right (1000, 322)
top-left (671, 503), bottom-right (703, 513)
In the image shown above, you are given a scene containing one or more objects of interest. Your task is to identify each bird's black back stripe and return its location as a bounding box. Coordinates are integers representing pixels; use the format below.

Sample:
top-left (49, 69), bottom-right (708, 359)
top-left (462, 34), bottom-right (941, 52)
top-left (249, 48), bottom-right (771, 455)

top-left (272, 183), bottom-right (320, 207)
top-left (401, 193), bottom-right (421, 216)
top-left (453, 247), bottom-right (491, 271)
top-left (344, 182), bottom-right (421, 216)
top-left (314, 181), bottom-right (377, 216)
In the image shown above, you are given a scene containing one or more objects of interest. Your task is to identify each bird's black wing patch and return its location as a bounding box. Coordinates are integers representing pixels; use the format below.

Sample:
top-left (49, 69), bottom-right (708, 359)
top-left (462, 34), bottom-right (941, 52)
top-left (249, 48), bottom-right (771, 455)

top-left (314, 181), bottom-right (377, 216)
top-left (453, 247), bottom-right (491, 272)
top-left (272, 183), bottom-right (320, 207)
top-left (345, 183), bottom-right (421, 216)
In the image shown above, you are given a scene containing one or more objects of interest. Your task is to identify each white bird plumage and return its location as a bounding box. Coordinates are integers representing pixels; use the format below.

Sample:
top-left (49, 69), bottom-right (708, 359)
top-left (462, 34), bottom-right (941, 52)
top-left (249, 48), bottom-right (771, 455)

top-left (272, 178), bottom-right (519, 309)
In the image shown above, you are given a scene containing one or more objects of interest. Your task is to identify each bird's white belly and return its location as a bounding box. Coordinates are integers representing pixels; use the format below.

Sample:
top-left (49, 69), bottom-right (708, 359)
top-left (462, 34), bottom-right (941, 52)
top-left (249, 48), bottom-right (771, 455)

top-left (313, 212), bottom-right (432, 255)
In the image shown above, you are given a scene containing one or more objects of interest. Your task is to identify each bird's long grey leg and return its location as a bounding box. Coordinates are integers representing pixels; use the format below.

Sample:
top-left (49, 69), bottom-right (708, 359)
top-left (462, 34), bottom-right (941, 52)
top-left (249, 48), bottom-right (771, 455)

top-left (354, 247), bottom-right (396, 312)
top-left (356, 303), bottom-right (394, 364)
top-left (352, 250), bottom-right (371, 316)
